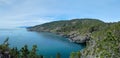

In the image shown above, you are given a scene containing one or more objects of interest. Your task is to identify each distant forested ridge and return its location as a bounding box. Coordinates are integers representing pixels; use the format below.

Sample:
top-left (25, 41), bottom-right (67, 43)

top-left (28, 18), bottom-right (120, 58)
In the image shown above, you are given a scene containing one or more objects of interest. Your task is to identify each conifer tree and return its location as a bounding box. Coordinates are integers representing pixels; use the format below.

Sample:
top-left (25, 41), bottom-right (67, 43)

top-left (70, 52), bottom-right (75, 58)
top-left (56, 52), bottom-right (61, 58)
top-left (29, 45), bottom-right (37, 58)
top-left (20, 45), bottom-right (29, 58)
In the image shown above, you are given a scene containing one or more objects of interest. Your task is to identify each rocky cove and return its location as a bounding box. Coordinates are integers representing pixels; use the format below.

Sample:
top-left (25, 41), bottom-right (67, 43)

top-left (26, 19), bottom-right (120, 58)
top-left (26, 19), bottom-right (98, 44)
top-left (27, 28), bottom-right (91, 44)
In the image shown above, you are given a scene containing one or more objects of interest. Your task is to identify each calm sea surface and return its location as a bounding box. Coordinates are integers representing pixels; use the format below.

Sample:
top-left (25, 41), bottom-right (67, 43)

top-left (0, 28), bottom-right (85, 58)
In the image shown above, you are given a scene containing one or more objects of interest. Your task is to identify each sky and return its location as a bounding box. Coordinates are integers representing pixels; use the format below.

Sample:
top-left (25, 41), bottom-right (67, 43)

top-left (0, 0), bottom-right (120, 28)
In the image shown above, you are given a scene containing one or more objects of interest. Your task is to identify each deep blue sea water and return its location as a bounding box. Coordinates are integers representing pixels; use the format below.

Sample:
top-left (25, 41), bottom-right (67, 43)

top-left (0, 28), bottom-right (85, 58)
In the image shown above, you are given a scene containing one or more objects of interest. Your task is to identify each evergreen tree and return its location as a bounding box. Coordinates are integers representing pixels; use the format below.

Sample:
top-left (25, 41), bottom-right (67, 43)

top-left (56, 52), bottom-right (61, 58)
top-left (39, 55), bottom-right (43, 58)
top-left (10, 47), bottom-right (19, 58)
top-left (20, 45), bottom-right (29, 58)
top-left (29, 45), bottom-right (37, 58)
top-left (70, 52), bottom-right (75, 58)
top-left (77, 52), bottom-right (81, 58)
top-left (97, 31), bottom-right (120, 58)
top-left (3, 37), bottom-right (9, 51)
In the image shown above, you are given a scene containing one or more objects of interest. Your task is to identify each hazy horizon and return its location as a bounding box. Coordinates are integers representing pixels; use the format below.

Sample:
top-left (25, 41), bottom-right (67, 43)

top-left (0, 0), bottom-right (120, 28)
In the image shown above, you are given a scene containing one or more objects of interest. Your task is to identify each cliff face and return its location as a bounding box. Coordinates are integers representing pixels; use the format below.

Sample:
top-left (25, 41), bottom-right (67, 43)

top-left (27, 18), bottom-right (105, 43)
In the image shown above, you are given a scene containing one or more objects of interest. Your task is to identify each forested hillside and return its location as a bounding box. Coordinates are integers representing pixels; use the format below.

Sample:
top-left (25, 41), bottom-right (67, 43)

top-left (28, 18), bottom-right (106, 43)
top-left (28, 18), bottom-right (120, 58)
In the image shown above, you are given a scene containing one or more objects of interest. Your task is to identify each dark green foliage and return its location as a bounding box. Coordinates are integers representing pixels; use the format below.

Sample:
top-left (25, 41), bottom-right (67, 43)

top-left (0, 39), bottom-right (44, 58)
top-left (77, 52), bottom-right (81, 58)
top-left (98, 31), bottom-right (120, 58)
top-left (20, 45), bottom-right (29, 58)
top-left (3, 37), bottom-right (9, 51)
top-left (10, 47), bottom-right (19, 58)
top-left (82, 31), bottom-right (120, 58)
top-left (56, 52), bottom-right (61, 58)
top-left (39, 55), bottom-right (43, 58)
top-left (70, 52), bottom-right (81, 58)
top-left (29, 45), bottom-right (37, 58)
top-left (70, 52), bottom-right (75, 58)
top-left (0, 39), bottom-right (64, 58)
top-left (0, 37), bottom-right (10, 58)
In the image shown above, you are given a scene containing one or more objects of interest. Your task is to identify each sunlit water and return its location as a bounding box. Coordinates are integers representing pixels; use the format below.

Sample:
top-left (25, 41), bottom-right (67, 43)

top-left (0, 28), bottom-right (85, 58)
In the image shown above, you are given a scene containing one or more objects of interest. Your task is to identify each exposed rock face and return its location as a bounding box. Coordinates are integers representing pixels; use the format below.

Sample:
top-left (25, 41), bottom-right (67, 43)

top-left (64, 31), bottom-right (91, 43)
top-left (28, 27), bottom-right (91, 43)
top-left (29, 29), bottom-right (90, 43)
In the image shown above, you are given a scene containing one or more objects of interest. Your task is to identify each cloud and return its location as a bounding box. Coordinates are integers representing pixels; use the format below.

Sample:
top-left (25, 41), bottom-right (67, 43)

top-left (0, 16), bottom-right (55, 28)
top-left (0, 0), bottom-right (120, 28)
top-left (0, 0), bottom-right (12, 5)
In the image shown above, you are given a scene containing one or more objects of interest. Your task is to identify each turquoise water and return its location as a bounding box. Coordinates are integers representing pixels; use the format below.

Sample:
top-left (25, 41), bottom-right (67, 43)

top-left (0, 28), bottom-right (85, 58)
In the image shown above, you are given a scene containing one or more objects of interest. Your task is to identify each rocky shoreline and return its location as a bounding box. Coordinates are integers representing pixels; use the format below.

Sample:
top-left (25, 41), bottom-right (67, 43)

top-left (56, 32), bottom-right (91, 44)
top-left (27, 28), bottom-right (91, 44)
